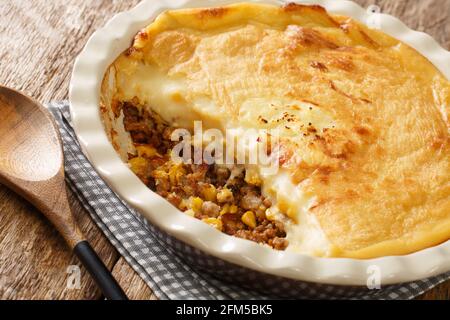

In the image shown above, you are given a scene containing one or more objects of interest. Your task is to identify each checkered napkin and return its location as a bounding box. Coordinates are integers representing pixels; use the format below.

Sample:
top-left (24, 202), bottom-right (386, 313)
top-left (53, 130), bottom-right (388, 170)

top-left (48, 101), bottom-right (449, 300)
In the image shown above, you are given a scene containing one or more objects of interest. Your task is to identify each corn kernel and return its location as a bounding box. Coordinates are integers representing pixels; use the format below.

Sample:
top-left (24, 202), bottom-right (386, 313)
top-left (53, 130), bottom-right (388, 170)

top-left (169, 164), bottom-right (185, 185)
top-left (220, 203), bottom-right (230, 215)
top-left (178, 199), bottom-right (188, 211)
top-left (190, 197), bottom-right (203, 213)
top-left (169, 166), bottom-right (177, 185)
top-left (229, 204), bottom-right (238, 214)
top-left (152, 170), bottom-right (167, 179)
top-left (129, 157), bottom-right (148, 176)
top-left (241, 211), bottom-right (256, 229)
top-left (184, 209), bottom-right (195, 217)
top-left (202, 218), bottom-right (223, 231)
top-left (244, 169), bottom-right (262, 186)
top-left (265, 208), bottom-right (277, 221)
top-left (202, 184), bottom-right (217, 202)
top-left (216, 188), bottom-right (233, 203)
top-left (136, 145), bottom-right (158, 158)
top-left (258, 205), bottom-right (267, 212)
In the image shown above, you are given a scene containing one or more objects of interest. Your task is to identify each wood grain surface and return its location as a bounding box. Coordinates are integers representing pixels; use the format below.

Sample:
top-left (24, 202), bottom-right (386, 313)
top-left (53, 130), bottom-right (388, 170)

top-left (0, 0), bottom-right (448, 300)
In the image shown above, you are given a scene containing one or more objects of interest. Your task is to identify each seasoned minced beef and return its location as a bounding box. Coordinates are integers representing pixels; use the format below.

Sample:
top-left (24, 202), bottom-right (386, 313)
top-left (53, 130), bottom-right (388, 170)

top-left (121, 101), bottom-right (288, 250)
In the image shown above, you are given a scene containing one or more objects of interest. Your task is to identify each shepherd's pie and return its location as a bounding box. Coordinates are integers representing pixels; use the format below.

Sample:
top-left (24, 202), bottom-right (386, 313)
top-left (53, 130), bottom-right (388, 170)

top-left (101, 2), bottom-right (450, 258)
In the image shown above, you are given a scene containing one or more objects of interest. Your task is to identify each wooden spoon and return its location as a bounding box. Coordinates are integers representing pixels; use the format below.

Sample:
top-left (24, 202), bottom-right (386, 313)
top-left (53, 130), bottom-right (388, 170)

top-left (0, 86), bottom-right (128, 300)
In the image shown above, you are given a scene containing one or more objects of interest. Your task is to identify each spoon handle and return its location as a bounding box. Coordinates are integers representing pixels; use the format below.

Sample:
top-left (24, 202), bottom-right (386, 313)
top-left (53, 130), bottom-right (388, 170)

top-left (74, 241), bottom-right (128, 300)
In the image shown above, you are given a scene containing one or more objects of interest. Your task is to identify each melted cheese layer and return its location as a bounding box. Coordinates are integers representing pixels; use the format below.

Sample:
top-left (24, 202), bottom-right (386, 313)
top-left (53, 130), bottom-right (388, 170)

top-left (104, 2), bottom-right (450, 258)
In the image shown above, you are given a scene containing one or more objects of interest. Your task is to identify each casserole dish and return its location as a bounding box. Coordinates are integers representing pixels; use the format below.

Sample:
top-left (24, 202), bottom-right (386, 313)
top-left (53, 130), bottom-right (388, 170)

top-left (70, 0), bottom-right (450, 286)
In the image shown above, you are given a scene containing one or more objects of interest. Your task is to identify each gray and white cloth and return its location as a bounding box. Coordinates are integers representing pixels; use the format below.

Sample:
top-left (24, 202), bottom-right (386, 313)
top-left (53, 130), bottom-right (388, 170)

top-left (48, 101), bottom-right (450, 300)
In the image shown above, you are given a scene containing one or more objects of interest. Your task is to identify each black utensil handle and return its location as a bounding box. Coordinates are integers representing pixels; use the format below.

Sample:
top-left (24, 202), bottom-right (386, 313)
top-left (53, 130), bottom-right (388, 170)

top-left (74, 240), bottom-right (128, 300)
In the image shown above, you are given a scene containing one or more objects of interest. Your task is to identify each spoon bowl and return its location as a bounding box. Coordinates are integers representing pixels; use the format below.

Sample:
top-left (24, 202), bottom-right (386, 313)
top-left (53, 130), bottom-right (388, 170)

top-left (0, 87), bottom-right (62, 181)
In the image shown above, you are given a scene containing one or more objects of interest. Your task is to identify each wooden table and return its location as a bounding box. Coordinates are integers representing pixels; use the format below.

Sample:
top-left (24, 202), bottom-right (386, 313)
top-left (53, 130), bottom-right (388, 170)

top-left (0, 0), bottom-right (448, 300)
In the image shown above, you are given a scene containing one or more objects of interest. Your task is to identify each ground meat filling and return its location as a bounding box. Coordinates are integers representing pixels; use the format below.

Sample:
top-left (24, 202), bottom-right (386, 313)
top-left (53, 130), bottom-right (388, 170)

top-left (121, 101), bottom-right (288, 250)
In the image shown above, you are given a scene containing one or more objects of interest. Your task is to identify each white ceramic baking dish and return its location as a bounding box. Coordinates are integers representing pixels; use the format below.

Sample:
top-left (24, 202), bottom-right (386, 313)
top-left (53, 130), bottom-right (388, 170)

top-left (69, 0), bottom-right (450, 286)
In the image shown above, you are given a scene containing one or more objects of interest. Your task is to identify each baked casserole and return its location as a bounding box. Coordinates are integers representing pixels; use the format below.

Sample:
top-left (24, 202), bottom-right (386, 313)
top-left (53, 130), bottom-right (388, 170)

top-left (100, 2), bottom-right (450, 259)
